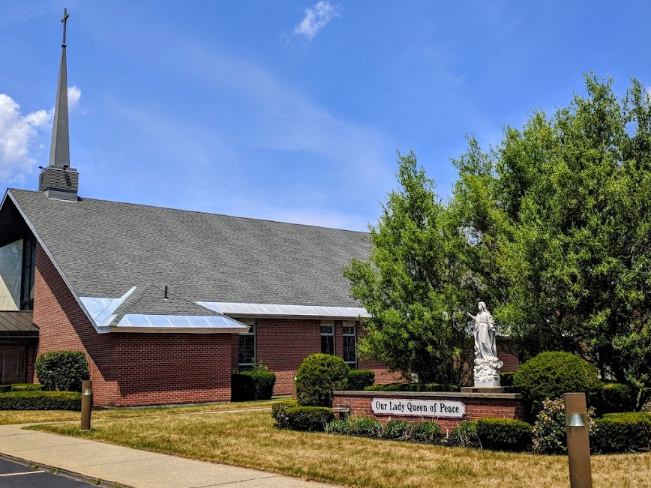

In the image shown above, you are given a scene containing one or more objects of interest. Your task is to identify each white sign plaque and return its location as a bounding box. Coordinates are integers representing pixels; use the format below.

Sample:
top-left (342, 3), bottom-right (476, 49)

top-left (371, 398), bottom-right (465, 418)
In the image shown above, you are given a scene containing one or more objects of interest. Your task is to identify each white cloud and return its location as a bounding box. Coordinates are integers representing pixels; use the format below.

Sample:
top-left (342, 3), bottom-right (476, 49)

top-left (294, 1), bottom-right (339, 41)
top-left (0, 94), bottom-right (50, 184)
top-left (68, 85), bottom-right (81, 111)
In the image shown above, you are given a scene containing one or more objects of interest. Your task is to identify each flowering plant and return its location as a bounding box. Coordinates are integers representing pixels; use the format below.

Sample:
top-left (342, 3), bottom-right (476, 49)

top-left (531, 398), bottom-right (594, 454)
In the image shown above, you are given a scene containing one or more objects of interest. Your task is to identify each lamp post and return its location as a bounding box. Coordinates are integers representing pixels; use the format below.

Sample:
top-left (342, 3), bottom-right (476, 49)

top-left (81, 380), bottom-right (92, 430)
top-left (565, 392), bottom-right (592, 488)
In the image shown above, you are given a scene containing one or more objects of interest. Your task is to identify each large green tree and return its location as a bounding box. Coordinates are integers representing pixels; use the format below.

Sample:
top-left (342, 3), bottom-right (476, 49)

top-left (349, 76), bottom-right (651, 405)
top-left (452, 75), bottom-right (651, 406)
top-left (345, 151), bottom-right (474, 384)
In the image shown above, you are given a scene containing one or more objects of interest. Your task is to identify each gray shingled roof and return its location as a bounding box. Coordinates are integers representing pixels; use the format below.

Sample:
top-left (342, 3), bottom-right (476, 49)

top-left (8, 189), bottom-right (370, 312)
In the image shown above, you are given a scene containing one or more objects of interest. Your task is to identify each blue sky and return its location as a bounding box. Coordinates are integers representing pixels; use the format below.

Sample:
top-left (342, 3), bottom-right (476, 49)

top-left (1, 0), bottom-right (650, 231)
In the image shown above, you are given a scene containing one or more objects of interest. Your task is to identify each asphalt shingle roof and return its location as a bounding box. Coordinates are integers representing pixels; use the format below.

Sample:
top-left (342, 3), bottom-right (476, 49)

top-left (8, 189), bottom-right (370, 311)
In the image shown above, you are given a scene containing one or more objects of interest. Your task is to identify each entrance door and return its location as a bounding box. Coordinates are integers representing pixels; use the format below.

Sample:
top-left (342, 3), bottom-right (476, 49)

top-left (0, 346), bottom-right (26, 384)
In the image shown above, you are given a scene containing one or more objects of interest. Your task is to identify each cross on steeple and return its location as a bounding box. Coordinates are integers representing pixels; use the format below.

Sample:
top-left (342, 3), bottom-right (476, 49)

top-left (61, 8), bottom-right (69, 47)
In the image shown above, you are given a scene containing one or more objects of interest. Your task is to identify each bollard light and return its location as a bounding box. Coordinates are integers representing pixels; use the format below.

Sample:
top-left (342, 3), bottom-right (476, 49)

top-left (293, 376), bottom-right (297, 400)
top-left (81, 380), bottom-right (92, 431)
top-left (565, 392), bottom-right (592, 488)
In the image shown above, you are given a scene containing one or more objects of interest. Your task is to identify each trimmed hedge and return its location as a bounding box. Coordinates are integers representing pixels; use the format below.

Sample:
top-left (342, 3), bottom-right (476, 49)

top-left (0, 384), bottom-right (42, 393)
top-left (296, 354), bottom-right (350, 407)
top-left (271, 400), bottom-right (297, 429)
top-left (382, 419), bottom-right (412, 440)
top-left (364, 383), bottom-right (460, 393)
top-left (448, 421), bottom-right (480, 448)
top-left (0, 391), bottom-right (81, 410)
top-left (344, 370), bottom-right (375, 391)
top-left (513, 352), bottom-right (602, 420)
top-left (593, 382), bottom-right (636, 415)
top-left (35, 351), bottom-right (89, 392)
top-left (325, 418), bottom-right (352, 435)
top-left (284, 406), bottom-right (334, 431)
top-left (412, 422), bottom-right (443, 444)
top-left (231, 370), bottom-right (276, 401)
top-left (476, 418), bottom-right (533, 452)
top-left (591, 412), bottom-right (651, 454)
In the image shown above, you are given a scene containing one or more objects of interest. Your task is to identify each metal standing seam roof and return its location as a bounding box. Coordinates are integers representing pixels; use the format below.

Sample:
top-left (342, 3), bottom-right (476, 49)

top-left (4, 189), bottom-right (371, 332)
top-left (0, 311), bottom-right (38, 336)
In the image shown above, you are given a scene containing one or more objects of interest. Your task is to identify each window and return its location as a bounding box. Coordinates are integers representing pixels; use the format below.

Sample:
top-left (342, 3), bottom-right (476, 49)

top-left (238, 322), bottom-right (256, 370)
top-left (20, 235), bottom-right (36, 311)
top-left (343, 325), bottom-right (357, 368)
top-left (321, 324), bottom-right (334, 355)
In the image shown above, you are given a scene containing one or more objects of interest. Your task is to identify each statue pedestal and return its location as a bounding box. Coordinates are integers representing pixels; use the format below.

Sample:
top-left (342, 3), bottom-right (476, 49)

top-left (461, 386), bottom-right (505, 394)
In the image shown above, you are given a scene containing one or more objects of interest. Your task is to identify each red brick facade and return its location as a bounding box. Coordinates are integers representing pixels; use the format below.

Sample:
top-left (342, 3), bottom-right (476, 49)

top-left (333, 391), bottom-right (525, 433)
top-left (33, 245), bottom-right (234, 407)
top-left (31, 243), bottom-right (399, 405)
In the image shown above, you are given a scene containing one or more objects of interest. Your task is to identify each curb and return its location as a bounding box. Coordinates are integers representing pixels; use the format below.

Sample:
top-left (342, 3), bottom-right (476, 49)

top-left (0, 451), bottom-right (137, 488)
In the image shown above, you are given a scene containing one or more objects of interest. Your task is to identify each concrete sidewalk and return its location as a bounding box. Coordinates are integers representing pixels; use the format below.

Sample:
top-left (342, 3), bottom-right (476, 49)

top-left (0, 424), bottom-right (337, 488)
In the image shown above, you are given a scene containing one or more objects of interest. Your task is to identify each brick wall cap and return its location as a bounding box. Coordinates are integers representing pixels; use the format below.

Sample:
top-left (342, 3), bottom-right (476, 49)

top-left (333, 390), bottom-right (522, 400)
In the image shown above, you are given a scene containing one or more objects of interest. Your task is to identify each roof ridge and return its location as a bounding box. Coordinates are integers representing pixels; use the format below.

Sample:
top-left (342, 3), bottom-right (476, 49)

top-left (7, 188), bottom-right (368, 234)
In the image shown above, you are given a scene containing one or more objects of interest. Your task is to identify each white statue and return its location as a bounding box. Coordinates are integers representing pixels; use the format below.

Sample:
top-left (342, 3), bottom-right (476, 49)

top-left (467, 302), bottom-right (503, 387)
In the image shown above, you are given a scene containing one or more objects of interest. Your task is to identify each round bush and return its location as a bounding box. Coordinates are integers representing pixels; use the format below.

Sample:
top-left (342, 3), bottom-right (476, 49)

top-left (382, 419), bottom-right (412, 440)
top-left (295, 354), bottom-right (350, 407)
top-left (412, 422), bottom-right (443, 444)
top-left (326, 419), bottom-right (352, 435)
top-left (513, 352), bottom-right (602, 420)
top-left (591, 412), bottom-right (651, 454)
top-left (476, 418), bottom-right (533, 452)
top-left (349, 417), bottom-right (383, 438)
top-left (345, 370), bottom-right (375, 391)
top-left (35, 351), bottom-right (89, 392)
top-left (448, 421), bottom-right (480, 448)
top-left (285, 406), bottom-right (334, 431)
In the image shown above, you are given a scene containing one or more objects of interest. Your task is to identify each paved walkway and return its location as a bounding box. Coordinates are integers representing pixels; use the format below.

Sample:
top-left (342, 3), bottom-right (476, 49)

top-left (0, 424), bottom-right (336, 488)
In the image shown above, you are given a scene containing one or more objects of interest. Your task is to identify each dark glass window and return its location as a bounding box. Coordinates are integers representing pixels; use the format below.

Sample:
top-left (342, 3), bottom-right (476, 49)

top-left (321, 325), bottom-right (334, 355)
top-left (343, 326), bottom-right (357, 368)
top-left (20, 235), bottom-right (36, 311)
top-left (238, 323), bottom-right (255, 370)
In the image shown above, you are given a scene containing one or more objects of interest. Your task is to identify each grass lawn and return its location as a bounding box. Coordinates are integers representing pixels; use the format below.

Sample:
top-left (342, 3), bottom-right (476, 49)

top-left (0, 399), bottom-right (276, 425)
top-left (30, 409), bottom-right (651, 488)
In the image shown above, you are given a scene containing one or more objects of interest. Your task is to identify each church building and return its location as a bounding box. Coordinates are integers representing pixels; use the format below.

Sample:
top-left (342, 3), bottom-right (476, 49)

top-left (0, 11), bottom-right (399, 406)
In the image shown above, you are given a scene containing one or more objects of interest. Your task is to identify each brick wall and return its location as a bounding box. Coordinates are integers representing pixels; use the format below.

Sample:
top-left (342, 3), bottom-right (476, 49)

top-left (33, 244), bottom-right (235, 407)
top-left (255, 318), bottom-right (401, 396)
top-left (333, 391), bottom-right (525, 434)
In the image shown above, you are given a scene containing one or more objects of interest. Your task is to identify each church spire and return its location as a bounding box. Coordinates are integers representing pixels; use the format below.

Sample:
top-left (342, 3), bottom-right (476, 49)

top-left (39, 8), bottom-right (79, 201)
top-left (48, 8), bottom-right (70, 168)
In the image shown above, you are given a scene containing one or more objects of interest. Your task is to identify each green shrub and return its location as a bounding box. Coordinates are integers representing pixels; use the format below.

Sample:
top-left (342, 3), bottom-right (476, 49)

top-left (349, 417), bottom-right (383, 438)
top-left (513, 352), bottom-right (602, 420)
top-left (590, 412), bottom-right (651, 454)
top-left (285, 406), bottom-right (334, 431)
top-left (0, 391), bottom-right (81, 410)
top-left (295, 354), bottom-right (350, 407)
top-left (345, 370), bottom-right (375, 390)
top-left (0, 384), bottom-right (42, 393)
top-left (326, 418), bottom-right (352, 435)
top-left (593, 382), bottom-right (636, 415)
top-left (412, 422), bottom-right (443, 444)
top-left (476, 418), bottom-right (533, 452)
top-left (448, 421), bottom-right (480, 448)
top-left (382, 419), bottom-right (412, 440)
top-left (231, 365), bottom-right (276, 401)
top-left (531, 398), bottom-right (569, 454)
top-left (271, 400), bottom-right (297, 429)
top-left (500, 372), bottom-right (516, 387)
top-left (35, 351), bottom-right (89, 392)
top-left (364, 383), bottom-right (460, 392)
